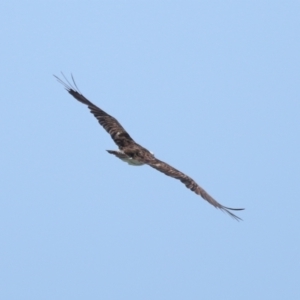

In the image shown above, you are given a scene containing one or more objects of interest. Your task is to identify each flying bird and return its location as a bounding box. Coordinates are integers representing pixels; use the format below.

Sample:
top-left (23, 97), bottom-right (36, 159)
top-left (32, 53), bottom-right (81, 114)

top-left (54, 74), bottom-right (244, 220)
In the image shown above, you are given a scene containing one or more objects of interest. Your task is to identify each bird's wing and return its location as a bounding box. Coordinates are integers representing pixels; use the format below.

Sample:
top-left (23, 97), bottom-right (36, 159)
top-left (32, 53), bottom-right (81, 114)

top-left (54, 74), bottom-right (135, 149)
top-left (146, 158), bottom-right (244, 220)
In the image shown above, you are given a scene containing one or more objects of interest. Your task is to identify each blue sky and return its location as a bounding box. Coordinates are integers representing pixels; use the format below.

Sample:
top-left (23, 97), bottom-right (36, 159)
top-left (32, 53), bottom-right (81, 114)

top-left (1, 1), bottom-right (300, 299)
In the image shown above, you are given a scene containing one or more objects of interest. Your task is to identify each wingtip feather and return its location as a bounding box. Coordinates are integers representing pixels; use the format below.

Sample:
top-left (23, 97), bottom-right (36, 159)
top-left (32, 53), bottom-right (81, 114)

top-left (220, 206), bottom-right (244, 221)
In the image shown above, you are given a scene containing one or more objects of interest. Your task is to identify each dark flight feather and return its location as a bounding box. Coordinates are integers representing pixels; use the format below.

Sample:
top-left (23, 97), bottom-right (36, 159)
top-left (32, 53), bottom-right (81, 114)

top-left (147, 158), bottom-right (243, 220)
top-left (54, 74), bottom-right (134, 149)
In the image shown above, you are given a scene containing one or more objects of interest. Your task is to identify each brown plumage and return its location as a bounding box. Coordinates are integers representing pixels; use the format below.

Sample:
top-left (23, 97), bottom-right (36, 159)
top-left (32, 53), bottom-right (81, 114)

top-left (54, 74), bottom-right (244, 220)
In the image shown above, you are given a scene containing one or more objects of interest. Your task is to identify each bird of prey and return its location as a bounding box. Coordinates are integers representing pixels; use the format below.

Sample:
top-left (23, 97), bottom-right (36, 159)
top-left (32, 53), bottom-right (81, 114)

top-left (54, 74), bottom-right (244, 220)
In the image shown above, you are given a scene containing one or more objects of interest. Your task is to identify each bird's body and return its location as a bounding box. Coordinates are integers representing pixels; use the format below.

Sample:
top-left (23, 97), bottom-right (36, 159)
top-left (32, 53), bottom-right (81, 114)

top-left (55, 74), bottom-right (244, 220)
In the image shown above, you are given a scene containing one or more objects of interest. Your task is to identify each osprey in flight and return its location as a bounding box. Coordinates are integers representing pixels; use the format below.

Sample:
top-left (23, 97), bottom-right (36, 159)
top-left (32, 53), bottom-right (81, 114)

top-left (55, 74), bottom-right (244, 220)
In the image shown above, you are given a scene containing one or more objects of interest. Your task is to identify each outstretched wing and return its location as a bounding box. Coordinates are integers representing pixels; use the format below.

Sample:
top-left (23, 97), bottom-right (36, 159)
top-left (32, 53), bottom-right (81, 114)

top-left (54, 74), bottom-right (135, 149)
top-left (146, 158), bottom-right (244, 221)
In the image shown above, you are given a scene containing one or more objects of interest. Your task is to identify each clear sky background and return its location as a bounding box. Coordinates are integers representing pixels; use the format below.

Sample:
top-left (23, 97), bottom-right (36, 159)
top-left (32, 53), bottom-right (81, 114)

top-left (1, 1), bottom-right (300, 299)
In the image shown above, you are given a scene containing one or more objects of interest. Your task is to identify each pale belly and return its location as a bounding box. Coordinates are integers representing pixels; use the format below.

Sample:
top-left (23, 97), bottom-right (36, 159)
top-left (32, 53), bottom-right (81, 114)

top-left (121, 157), bottom-right (145, 166)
